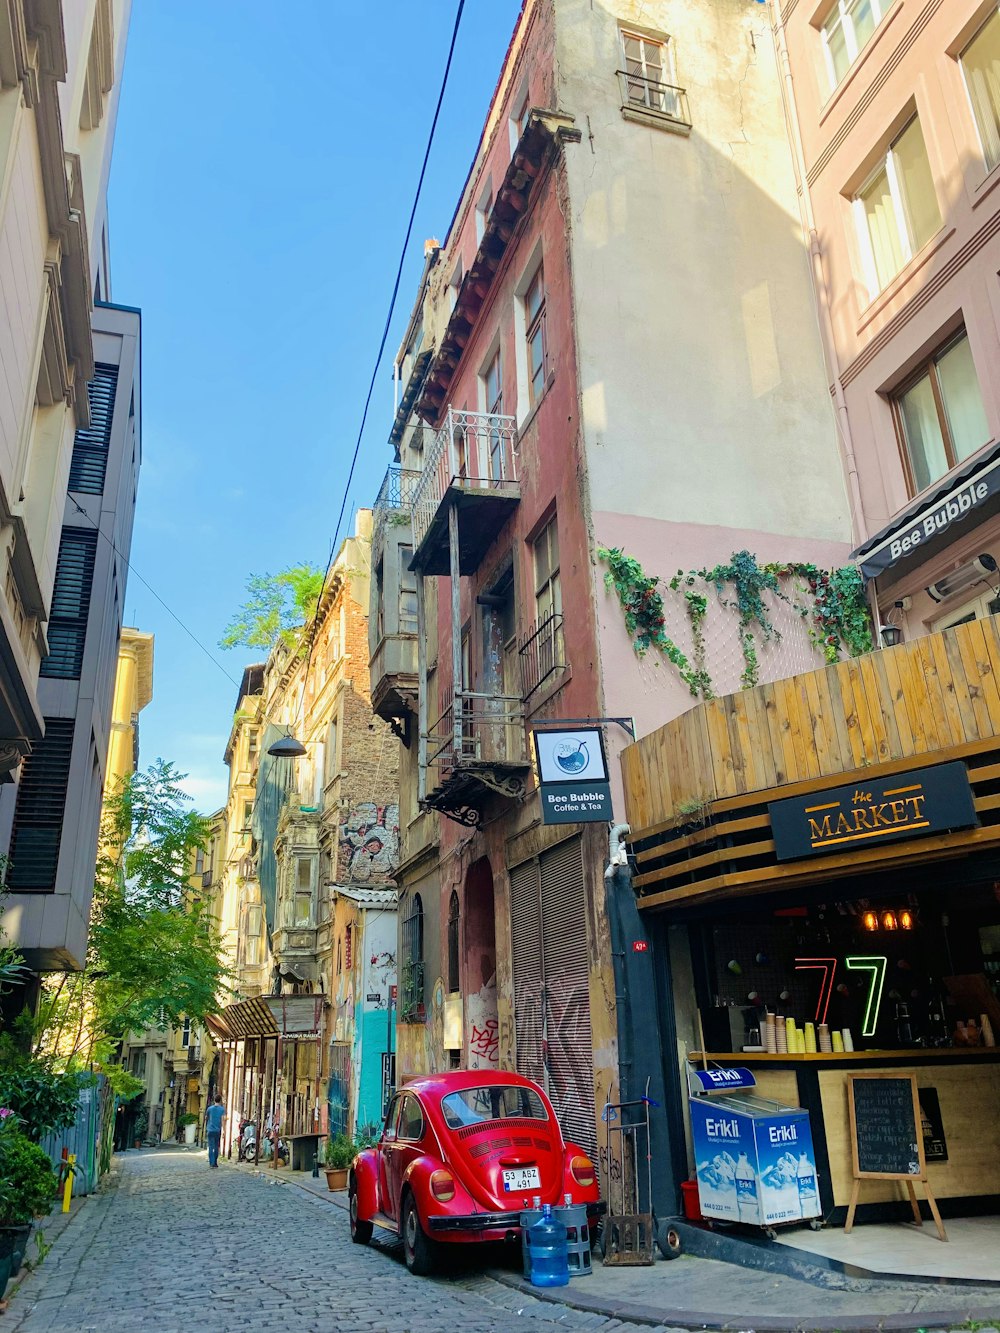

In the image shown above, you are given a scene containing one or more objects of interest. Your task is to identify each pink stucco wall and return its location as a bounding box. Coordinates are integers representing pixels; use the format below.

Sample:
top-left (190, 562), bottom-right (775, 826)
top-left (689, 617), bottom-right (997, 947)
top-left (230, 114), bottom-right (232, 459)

top-left (777, 0), bottom-right (1000, 633)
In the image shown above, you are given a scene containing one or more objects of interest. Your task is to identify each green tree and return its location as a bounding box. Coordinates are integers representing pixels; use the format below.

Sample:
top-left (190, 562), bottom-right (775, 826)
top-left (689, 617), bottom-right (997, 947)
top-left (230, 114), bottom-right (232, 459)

top-left (31, 760), bottom-right (230, 1067)
top-left (219, 563), bottom-right (324, 651)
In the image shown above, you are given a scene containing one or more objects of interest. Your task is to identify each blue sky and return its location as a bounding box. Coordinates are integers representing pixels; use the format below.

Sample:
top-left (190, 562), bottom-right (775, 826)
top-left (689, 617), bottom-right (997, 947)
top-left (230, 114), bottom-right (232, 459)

top-left (109, 1), bottom-right (522, 811)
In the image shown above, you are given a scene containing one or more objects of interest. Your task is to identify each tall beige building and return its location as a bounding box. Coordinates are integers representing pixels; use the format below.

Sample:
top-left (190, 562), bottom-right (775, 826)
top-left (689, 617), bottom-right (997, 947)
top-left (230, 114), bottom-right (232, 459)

top-left (0, 2), bottom-right (141, 977)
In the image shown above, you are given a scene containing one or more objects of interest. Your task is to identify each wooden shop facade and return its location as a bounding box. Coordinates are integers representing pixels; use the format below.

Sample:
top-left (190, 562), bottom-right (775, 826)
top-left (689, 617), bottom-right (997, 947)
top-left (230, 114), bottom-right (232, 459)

top-left (620, 617), bottom-right (1000, 1224)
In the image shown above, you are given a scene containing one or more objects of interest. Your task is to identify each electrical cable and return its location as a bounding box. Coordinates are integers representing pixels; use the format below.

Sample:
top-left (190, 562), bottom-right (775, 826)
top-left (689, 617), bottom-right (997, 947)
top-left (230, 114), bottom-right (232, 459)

top-left (66, 0), bottom-right (468, 737)
top-left (68, 497), bottom-right (242, 689)
top-left (296, 0), bottom-right (467, 698)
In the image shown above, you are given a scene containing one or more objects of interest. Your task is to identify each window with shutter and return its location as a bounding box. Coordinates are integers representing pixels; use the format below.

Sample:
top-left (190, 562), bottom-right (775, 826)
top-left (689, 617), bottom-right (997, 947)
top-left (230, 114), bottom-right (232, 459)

top-left (8, 718), bottom-right (74, 891)
top-left (68, 363), bottom-right (118, 493)
top-left (40, 528), bottom-right (98, 679)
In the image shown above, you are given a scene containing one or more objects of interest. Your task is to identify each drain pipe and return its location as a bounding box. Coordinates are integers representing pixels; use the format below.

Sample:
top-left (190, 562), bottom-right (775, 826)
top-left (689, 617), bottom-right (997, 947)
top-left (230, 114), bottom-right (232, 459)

top-left (769, 0), bottom-right (869, 549)
top-left (604, 823), bottom-right (685, 1227)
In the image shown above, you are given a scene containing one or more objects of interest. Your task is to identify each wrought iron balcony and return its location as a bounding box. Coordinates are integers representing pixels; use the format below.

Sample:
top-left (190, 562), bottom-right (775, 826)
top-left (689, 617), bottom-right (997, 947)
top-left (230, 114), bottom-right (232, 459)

top-left (617, 70), bottom-right (691, 129)
top-left (518, 612), bottom-right (566, 700)
top-left (372, 464), bottom-right (421, 562)
top-left (423, 689), bottom-right (530, 825)
top-left (410, 408), bottom-right (519, 576)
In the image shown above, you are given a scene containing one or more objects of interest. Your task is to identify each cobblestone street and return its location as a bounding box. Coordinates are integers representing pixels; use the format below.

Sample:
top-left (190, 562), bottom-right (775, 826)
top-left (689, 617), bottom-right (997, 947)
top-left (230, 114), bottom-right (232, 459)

top-left (4, 1151), bottom-right (681, 1333)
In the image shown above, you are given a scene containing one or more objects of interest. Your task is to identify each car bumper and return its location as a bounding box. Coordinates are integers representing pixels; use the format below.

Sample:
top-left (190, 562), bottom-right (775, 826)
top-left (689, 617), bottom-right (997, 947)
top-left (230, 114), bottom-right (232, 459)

top-left (427, 1201), bottom-right (606, 1234)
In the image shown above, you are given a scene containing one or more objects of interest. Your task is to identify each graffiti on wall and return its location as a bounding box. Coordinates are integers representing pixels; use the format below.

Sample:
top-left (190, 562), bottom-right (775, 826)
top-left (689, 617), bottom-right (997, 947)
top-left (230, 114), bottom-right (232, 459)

top-left (339, 803), bottom-right (399, 883)
top-left (512, 972), bottom-right (597, 1155)
top-left (467, 981), bottom-right (499, 1069)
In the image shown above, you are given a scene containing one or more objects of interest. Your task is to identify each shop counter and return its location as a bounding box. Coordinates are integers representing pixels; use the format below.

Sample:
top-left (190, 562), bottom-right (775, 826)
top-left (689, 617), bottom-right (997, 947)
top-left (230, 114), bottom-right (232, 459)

top-left (687, 1050), bottom-right (1000, 1222)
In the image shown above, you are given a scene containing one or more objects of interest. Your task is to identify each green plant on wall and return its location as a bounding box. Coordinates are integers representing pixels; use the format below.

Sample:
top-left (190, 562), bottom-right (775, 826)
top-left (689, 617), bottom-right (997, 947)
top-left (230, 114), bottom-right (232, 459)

top-left (598, 546), bottom-right (872, 697)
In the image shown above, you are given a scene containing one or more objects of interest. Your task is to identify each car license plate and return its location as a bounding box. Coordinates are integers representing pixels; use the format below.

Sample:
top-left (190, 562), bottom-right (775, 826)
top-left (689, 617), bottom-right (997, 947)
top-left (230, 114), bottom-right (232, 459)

top-left (501, 1166), bottom-right (541, 1193)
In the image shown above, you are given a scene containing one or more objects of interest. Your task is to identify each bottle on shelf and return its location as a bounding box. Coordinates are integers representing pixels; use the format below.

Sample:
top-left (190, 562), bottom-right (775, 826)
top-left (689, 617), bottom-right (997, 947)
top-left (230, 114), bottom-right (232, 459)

top-left (925, 988), bottom-right (949, 1045)
top-left (895, 1002), bottom-right (913, 1046)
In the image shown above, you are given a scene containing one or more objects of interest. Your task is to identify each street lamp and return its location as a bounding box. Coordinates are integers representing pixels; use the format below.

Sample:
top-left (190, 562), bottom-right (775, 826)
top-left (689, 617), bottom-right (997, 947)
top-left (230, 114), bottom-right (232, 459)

top-left (267, 728), bottom-right (307, 758)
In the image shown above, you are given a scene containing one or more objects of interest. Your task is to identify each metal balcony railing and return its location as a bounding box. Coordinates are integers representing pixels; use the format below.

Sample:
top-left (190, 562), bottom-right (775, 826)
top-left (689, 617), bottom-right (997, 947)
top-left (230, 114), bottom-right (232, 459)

top-left (617, 70), bottom-right (691, 127)
top-left (410, 408), bottom-right (518, 555)
top-left (518, 612), bottom-right (566, 699)
top-left (372, 464), bottom-right (420, 559)
top-left (427, 690), bottom-right (528, 771)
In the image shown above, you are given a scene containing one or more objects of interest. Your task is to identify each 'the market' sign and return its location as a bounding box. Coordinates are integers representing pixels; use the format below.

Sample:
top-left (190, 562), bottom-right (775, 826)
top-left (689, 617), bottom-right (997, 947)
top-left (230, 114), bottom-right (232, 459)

top-left (768, 761), bottom-right (977, 861)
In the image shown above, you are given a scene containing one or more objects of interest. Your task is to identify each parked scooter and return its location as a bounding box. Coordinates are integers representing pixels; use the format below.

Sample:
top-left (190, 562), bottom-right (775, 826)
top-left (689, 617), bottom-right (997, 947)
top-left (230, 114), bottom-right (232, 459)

top-left (237, 1119), bottom-right (257, 1162)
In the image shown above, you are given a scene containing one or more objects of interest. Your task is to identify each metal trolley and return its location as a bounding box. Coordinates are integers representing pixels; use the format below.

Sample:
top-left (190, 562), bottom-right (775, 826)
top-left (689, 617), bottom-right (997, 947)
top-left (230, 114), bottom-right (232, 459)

top-left (600, 1079), bottom-right (682, 1264)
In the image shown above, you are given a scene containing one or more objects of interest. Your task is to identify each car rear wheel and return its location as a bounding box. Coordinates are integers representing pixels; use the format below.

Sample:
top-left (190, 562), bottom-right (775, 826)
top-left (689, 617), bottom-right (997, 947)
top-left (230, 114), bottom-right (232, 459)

top-left (349, 1178), bottom-right (372, 1245)
top-left (401, 1191), bottom-right (437, 1275)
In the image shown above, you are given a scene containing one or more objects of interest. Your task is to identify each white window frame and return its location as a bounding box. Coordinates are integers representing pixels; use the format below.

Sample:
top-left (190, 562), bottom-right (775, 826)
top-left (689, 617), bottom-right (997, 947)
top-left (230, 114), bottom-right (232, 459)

top-left (513, 241), bottom-right (545, 426)
top-left (821, 0), bottom-right (886, 93)
top-left (475, 175), bottom-right (493, 245)
top-left (931, 588), bottom-right (1000, 633)
top-left (852, 117), bottom-right (936, 296)
top-left (960, 8), bottom-right (1000, 174)
top-left (509, 81), bottom-right (530, 156)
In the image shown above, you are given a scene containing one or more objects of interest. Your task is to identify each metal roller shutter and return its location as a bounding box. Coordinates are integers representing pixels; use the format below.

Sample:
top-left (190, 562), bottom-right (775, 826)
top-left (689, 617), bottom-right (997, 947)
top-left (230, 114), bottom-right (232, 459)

top-left (509, 859), bottom-right (543, 1086)
top-left (539, 837), bottom-right (596, 1156)
top-left (508, 837), bottom-right (596, 1156)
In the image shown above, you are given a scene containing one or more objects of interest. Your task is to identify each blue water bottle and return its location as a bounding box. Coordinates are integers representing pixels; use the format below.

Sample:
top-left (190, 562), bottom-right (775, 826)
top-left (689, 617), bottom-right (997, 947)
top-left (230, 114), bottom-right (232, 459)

top-left (528, 1204), bottom-right (570, 1287)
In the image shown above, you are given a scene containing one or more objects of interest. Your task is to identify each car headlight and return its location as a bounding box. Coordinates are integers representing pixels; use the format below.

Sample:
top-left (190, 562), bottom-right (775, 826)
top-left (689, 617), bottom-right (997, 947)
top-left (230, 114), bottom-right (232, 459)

top-left (570, 1155), bottom-right (595, 1188)
top-left (429, 1169), bottom-right (456, 1202)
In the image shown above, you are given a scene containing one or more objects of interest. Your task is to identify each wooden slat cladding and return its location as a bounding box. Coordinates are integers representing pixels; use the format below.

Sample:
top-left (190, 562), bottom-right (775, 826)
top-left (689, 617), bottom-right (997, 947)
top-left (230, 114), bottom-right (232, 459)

top-left (622, 620), bottom-right (1000, 907)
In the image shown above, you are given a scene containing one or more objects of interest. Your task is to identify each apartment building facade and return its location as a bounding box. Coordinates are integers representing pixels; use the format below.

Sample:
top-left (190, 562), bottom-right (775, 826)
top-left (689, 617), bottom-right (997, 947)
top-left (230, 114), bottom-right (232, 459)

top-left (213, 517), bottom-right (400, 1157)
top-left (0, 1), bottom-right (139, 976)
top-left (775, 0), bottom-right (1000, 631)
top-left (371, 0), bottom-right (859, 1156)
top-left (604, 1), bottom-right (1000, 1225)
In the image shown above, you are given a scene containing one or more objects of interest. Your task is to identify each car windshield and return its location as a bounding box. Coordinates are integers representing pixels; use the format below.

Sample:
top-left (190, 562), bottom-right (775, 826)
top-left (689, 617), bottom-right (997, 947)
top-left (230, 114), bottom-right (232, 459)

top-left (441, 1085), bottom-right (548, 1129)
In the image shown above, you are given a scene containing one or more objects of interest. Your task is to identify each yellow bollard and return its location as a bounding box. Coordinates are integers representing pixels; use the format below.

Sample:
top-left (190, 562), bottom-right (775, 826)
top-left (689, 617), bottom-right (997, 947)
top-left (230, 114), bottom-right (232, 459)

top-left (62, 1153), bottom-right (75, 1213)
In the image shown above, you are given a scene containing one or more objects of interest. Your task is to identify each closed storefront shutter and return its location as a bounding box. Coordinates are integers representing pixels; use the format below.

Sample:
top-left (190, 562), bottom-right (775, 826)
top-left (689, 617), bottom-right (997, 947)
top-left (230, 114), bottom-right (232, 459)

top-left (510, 859), bottom-right (544, 1085)
top-left (540, 837), bottom-right (595, 1156)
top-left (509, 837), bottom-right (596, 1156)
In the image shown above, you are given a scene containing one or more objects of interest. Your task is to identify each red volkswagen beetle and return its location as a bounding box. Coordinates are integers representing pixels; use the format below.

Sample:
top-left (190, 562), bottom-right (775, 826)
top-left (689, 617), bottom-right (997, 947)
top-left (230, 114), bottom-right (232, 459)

top-left (349, 1070), bottom-right (602, 1274)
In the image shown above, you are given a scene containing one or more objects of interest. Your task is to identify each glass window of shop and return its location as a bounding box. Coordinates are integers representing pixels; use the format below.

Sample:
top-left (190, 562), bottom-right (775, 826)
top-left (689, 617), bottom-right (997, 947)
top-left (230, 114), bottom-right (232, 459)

top-left (696, 875), bottom-right (1000, 1054)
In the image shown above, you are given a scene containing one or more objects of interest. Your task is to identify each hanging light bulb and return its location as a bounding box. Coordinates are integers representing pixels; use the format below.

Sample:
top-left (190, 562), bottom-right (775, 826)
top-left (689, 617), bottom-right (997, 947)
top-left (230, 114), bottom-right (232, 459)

top-left (862, 911), bottom-right (878, 932)
top-left (899, 909), bottom-right (914, 930)
top-left (882, 910), bottom-right (898, 931)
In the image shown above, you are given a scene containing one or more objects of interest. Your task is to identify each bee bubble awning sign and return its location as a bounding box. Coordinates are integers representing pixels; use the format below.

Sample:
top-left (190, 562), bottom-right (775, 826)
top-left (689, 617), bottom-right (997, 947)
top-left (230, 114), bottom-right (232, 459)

top-left (533, 726), bottom-right (613, 824)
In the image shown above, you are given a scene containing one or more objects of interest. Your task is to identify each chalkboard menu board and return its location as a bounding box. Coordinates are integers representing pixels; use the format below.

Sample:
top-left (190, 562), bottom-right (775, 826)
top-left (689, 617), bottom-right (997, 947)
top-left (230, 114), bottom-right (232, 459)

top-left (847, 1074), bottom-right (924, 1179)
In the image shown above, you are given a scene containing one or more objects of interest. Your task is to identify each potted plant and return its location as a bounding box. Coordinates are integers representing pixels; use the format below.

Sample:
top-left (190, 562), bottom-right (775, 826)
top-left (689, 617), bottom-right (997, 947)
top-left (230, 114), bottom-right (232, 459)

top-left (132, 1107), bottom-right (148, 1150)
top-left (323, 1132), bottom-right (354, 1191)
top-left (0, 1108), bottom-right (57, 1291)
top-left (177, 1112), bottom-right (198, 1146)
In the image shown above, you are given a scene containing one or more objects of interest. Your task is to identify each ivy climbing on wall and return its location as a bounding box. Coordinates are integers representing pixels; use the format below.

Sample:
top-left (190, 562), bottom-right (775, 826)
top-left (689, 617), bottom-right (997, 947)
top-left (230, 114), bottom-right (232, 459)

top-left (598, 546), bottom-right (873, 698)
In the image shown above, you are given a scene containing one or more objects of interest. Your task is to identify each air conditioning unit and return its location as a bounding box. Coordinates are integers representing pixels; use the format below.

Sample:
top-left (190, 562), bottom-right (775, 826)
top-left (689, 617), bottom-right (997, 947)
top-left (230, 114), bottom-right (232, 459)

top-left (927, 554), bottom-right (997, 603)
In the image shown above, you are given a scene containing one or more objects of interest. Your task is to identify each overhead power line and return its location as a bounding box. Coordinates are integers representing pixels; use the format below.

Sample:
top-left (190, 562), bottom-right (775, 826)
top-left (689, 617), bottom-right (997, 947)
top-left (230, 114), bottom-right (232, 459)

top-left (69, 497), bottom-right (242, 689)
top-left (300, 0), bottom-right (467, 689)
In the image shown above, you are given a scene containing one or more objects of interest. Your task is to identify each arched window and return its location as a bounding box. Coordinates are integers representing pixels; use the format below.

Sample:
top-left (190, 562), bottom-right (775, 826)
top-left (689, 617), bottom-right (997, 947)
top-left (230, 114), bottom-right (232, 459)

top-left (447, 892), bottom-right (460, 994)
top-left (402, 892), bottom-right (424, 1019)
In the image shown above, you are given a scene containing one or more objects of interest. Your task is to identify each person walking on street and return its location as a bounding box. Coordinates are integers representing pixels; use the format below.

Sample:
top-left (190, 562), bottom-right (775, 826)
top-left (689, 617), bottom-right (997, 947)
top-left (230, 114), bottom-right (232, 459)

top-left (206, 1094), bottom-right (226, 1168)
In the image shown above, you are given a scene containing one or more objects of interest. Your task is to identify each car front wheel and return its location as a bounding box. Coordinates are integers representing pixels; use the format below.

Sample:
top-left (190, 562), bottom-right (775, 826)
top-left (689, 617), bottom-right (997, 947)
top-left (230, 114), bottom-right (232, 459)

top-left (401, 1191), bottom-right (437, 1275)
top-left (349, 1179), bottom-right (373, 1245)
